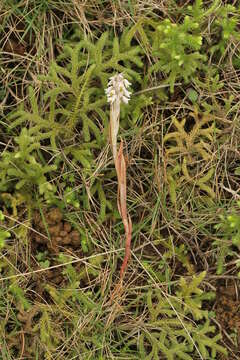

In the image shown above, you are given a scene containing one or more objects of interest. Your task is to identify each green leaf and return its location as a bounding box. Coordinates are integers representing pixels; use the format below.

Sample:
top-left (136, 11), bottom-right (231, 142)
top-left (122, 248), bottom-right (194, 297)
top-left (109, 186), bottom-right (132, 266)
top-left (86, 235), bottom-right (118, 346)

top-left (0, 211), bottom-right (5, 221)
top-left (234, 167), bottom-right (240, 175)
top-left (188, 88), bottom-right (198, 103)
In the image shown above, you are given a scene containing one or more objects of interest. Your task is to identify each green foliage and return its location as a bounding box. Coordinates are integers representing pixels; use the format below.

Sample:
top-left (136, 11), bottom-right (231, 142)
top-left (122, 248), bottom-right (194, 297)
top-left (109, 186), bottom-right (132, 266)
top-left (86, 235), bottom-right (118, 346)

top-left (161, 237), bottom-right (195, 275)
top-left (143, 237), bottom-right (195, 284)
top-left (211, 5), bottom-right (240, 56)
top-left (138, 272), bottom-right (226, 359)
top-left (6, 29), bottom-right (144, 220)
top-left (0, 127), bottom-right (56, 200)
top-left (39, 308), bottom-right (60, 351)
top-left (38, 253), bottom-right (107, 356)
top-left (121, 93), bottom-right (153, 125)
top-left (8, 86), bottom-right (62, 150)
top-left (0, 229), bottom-right (10, 250)
top-left (214, 201), bottom-right (240, 275)
top-left (186, 0), bottom-right (220, 21)
top-left (1, 3), bottom-right (237, 358)
top-left (187, 88), bottom-right (198, 104)
top-left (9, 282), bottom-right (31, 311)
top-left (163, 109), bottom-right (220, 204)
top-left (8, 29), bottom-right (143, 145)
top-left (90, 180), bottom-right (113, 223)
top-left (0, 210), bottom-right (4, 221)
top-left (42, 30), bottom-right (143, 139)
top-left (55, 173), bottom-right (80, 209)
top-left (150, 17), bottom-right (205, 92)
top-left (45, 253), bottom-right (104, 306)
top-left (0, 210), bottom-right (10, 250)
top-left (193, 67), bottom-right (224, 97)
top-left (36, 251), bottom-right (50, 269)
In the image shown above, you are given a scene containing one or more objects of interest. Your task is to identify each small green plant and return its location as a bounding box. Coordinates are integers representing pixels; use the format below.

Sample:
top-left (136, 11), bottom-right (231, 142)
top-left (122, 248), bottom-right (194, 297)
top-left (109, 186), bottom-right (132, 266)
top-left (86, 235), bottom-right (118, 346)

top-left (210, 5), bottom-right (240, 56)
top-left (193, 67), bottom-right (224, 95)
top-left (163, 109), bottom-right (220, 204)
top-left (0, 128), bottom-right (56, 200)
top-left (143, 237), bottom-right (195, 284)
top-left (9, 282), bottom-right (31, 311)
top-left (161, 237), bottom-right (195, 275)
top-left (56, 173), bottom-right (80, 209)
top-left (36, 251), bottom-right (50, 269)
top-left (150, 16), bottom-right (205, 92)
top-left (137, 271), bottom-right (227, 359)
top-left (214, 201), bottom-right (240, 275)
top-left (0, 210), bottom-right (10, 250)
top-left (57, 253), bottom-right (104, 287)
top-left (186, 0), bottom-right (220, 21)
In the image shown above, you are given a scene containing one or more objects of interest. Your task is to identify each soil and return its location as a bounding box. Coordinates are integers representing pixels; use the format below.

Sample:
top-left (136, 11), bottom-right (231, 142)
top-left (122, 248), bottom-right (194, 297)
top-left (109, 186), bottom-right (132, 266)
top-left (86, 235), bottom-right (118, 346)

top-left (32, 207), bottom-right (81, 254)
top-left (29, 207), bottom-right (83, 296)
top-left (215, 282), bottom-right (240, 359)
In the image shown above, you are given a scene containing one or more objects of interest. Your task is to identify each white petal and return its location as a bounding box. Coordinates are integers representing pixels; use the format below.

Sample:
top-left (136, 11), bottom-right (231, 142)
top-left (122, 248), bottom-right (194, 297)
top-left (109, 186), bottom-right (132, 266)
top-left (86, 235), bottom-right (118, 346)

top-left (105, 87), bottom-right (114, 95)
top-left (124, 79), bottom-right (131, 87)
top-left (122, 96), bottom-right (129, 104)
top-left (123, 89), bottom-right (131, 97)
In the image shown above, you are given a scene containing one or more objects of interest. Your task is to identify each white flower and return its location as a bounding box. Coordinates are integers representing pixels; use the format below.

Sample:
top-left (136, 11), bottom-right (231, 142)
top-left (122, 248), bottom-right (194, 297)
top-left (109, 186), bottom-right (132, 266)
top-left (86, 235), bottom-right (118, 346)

top-left (106, 73), bottom-right (131, 161)
top-left (105, 73), bottom-right (131, 105)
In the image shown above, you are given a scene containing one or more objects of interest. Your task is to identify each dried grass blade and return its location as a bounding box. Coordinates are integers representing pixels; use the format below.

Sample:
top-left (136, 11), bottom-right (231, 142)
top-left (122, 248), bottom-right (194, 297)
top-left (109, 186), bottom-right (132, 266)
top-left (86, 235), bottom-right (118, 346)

top-left (115, 141), bottom-right (132, 280)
